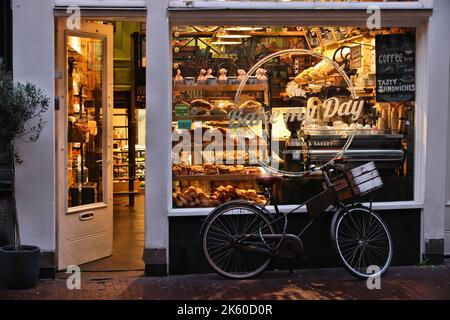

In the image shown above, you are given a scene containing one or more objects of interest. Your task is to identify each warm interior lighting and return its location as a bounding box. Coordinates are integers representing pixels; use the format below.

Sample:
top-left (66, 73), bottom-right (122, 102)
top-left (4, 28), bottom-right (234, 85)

top-left (216, 29), bottom-right (251, 39)
top-left (224, 26), bottom-right (264, 32)
top-left (211, 36), bottom-right (242, 45)
top-left (68, 36), bottom-right (82, 55)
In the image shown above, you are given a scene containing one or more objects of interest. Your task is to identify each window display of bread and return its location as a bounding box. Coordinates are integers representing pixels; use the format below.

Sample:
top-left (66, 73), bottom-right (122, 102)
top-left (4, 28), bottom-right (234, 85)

top-left (172, 163), bottom-right (261, 176)
top-left (214, 185), bottom-right (266, 205)
top-left (173, 183), bottom-right (267, 208)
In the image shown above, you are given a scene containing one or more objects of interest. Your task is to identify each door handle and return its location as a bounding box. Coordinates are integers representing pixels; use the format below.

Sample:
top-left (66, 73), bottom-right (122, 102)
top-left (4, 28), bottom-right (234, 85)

top-left (79, 212), bottom-right (94, 221)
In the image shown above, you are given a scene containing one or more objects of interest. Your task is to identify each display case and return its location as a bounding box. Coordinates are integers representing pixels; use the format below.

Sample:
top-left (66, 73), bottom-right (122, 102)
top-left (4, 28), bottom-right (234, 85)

top-left (172, 82), bottom-right (270, 208)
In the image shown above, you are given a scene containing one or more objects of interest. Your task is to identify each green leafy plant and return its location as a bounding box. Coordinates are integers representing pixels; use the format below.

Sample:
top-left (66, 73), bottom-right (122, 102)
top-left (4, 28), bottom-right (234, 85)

top-left (0, 58), bottom-right (50, 250)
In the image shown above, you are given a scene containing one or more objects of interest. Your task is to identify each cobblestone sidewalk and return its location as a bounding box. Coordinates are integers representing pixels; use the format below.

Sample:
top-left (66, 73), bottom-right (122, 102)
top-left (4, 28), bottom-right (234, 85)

top-left (1, 263), bottom-right (449, 300)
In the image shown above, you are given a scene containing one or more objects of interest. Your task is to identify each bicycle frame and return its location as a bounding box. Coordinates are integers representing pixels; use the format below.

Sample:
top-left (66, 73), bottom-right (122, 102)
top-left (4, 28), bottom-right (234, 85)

top-left (200, 160), bottom-right (362, 256)
top-left (247, 164), bottom-right (356, 254)
top-left (201, 160), bottom-right (391, 279)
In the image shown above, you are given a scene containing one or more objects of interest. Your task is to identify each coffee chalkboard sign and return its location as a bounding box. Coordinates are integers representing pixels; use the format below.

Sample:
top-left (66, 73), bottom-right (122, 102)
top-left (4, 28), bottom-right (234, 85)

top-left (376, 33), bottom-right (415, 102)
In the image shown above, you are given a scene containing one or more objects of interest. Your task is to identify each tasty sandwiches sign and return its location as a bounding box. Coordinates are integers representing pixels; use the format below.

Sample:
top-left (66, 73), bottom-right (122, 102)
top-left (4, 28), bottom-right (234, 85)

top-left (376, 33), bottom-right (416, 102)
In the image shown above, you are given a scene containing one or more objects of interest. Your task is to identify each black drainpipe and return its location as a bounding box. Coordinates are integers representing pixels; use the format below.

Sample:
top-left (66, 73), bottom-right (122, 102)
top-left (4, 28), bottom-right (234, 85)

top-left (0, 0), bottom-right (12, 71)
top-left (0, 0), bottom-right (13, 246)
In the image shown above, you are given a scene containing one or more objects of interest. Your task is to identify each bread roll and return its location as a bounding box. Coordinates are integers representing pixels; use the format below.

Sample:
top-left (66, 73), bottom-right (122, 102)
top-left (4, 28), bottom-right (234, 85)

top-left (176, 200), bottom-right (184, 208)
top-left (177, 193), bottom-right (189, 206)
top-left (211, 107), bottom-right (227, 116)
top-left (209, 200), bottom-right (221, 207)
top-left (191, 99), bottom-right (212, 110)
top-left (182, 193), bottom-right (194, 203)
top-left (190, 106), bottom-right (209, 116)
top-left (239, 100), bottom-right (261, 115)
top-left (199, 197), bottom-right (211, 207)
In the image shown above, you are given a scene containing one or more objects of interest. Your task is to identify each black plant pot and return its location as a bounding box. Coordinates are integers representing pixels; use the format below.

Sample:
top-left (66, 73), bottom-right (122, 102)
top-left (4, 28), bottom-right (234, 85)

top-left (0, 245), bottom-right (40, 289)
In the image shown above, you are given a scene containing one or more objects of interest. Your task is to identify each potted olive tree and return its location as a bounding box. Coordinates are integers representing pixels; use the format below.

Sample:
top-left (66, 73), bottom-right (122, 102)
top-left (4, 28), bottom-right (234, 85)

top-left (0, 58), bottom-right (49, 289)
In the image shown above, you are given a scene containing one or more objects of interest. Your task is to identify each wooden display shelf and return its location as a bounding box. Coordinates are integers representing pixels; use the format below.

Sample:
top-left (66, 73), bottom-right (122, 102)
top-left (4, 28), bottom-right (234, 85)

top-left (173, 174), bottom-right (260, 181)
top-left (173, 84), bottom-right (268, 92)
top-left (172, 115), bottom-right (229, 122)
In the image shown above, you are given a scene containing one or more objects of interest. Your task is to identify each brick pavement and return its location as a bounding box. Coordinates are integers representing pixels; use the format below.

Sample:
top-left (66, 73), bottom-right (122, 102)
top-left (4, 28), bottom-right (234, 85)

top-left (0, 263), bottom-right (449, 300)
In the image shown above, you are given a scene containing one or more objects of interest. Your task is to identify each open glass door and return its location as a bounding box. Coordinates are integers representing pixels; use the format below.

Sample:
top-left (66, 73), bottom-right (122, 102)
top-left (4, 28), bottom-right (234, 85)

top-left (56, 21), bottom-right (113, 270)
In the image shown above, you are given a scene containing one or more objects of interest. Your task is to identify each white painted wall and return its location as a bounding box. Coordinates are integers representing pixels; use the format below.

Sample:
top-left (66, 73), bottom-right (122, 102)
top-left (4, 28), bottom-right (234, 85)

top-left (446, 20), bottom-right (450, 255)
top-left (423, 0), bottom-right (450, 252)
top-left (145, 0), bottom-right (171, 257)
top-left (12, 0), bottom-right (55, 252)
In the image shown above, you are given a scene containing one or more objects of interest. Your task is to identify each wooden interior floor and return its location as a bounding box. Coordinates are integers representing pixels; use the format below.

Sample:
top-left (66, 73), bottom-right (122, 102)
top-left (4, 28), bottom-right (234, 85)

top-left (80, 194), bottom-right (145, 272)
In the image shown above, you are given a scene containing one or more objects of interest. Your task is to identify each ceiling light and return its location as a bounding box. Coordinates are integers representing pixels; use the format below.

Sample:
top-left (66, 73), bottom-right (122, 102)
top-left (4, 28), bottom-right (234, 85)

top-left (224, 26), bottom-right (264, 32)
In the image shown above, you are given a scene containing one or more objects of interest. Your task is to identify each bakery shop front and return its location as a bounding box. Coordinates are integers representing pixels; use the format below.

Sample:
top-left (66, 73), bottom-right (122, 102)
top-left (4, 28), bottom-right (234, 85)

top-left (9, 1), bottom-right (450, 277)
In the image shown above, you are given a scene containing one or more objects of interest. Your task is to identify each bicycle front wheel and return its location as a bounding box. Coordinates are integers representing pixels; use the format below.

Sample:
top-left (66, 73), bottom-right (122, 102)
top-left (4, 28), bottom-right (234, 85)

top-left (202, 203), bottom-right (275, 279)
top-left (333, 205), bottom-right (393, 279)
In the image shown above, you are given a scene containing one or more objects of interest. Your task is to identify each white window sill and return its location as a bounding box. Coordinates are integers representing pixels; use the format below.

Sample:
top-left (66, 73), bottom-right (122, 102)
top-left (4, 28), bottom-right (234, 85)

top-left (168, 201), bottom-right (424, 217)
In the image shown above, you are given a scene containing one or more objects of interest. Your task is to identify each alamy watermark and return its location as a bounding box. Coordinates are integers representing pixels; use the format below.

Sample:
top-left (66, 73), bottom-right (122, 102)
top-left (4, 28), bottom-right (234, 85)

top-left (367, 5), bottom-right (381, 30)
top-left (66, 6), bottom-right (81, 31)
top-left (366, 265), bottom-right (381, 290)
top-left (66, 265), bottom-right (81, 290)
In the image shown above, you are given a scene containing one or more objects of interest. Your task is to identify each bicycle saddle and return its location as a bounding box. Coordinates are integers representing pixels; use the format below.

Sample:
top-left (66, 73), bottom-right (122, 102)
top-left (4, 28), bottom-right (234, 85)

top-left (256, 175), bottom-right (283, 186)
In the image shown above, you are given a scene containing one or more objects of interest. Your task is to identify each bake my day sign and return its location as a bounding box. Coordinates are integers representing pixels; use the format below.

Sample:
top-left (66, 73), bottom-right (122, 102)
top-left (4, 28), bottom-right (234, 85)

top-left (376, 33), bottom-right (416, 102)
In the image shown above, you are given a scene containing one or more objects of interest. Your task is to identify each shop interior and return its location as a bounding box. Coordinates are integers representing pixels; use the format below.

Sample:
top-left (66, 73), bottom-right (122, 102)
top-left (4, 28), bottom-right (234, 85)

top-left (171, 26), bottom-right (416, 209)
top-left (66, 21), bottom-right (146, 271)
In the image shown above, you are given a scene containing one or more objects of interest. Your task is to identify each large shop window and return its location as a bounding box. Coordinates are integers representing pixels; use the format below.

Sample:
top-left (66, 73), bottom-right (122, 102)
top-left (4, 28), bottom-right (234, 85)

top-left (171, 26), bottom-right (416, 209)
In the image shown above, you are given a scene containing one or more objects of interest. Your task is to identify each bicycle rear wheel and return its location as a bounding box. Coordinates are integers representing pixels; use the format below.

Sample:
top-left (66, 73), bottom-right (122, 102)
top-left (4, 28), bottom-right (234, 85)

top-left (333, 205), bottom-right (393, 279)
top-left (202, 203), bottom-right (275, 279)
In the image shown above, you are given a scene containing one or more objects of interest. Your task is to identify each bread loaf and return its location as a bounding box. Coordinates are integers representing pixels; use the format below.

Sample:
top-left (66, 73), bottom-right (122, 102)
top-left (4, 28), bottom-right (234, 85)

top-left (239, 100), bottom-right (261, 115)
top-left (191, 99), bottom-right (212, 110)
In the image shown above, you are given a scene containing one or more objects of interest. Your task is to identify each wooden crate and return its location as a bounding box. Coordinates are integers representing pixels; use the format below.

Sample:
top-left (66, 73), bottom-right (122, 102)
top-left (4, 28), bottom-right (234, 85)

top-left (350, 161), bottom-right (383, 195)
top-left (322, 161), bottom-right (382, 201)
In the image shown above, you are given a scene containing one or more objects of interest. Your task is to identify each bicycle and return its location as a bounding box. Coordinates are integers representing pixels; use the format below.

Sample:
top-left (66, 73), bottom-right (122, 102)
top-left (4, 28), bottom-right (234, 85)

top-left (200, 160), bottom-right (393, 280)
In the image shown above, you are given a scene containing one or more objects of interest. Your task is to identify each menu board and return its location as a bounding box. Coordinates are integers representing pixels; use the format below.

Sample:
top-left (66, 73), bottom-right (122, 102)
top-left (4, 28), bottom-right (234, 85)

top-left (376, 33), bottom-right (415, 102)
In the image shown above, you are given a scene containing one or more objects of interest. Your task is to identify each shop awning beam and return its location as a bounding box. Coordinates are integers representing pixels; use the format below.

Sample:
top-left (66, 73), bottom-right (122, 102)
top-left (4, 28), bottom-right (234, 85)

top-left (168, 9), bottom-right (432, 28)
top-left (169, 1), bottom-right (432, 11)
